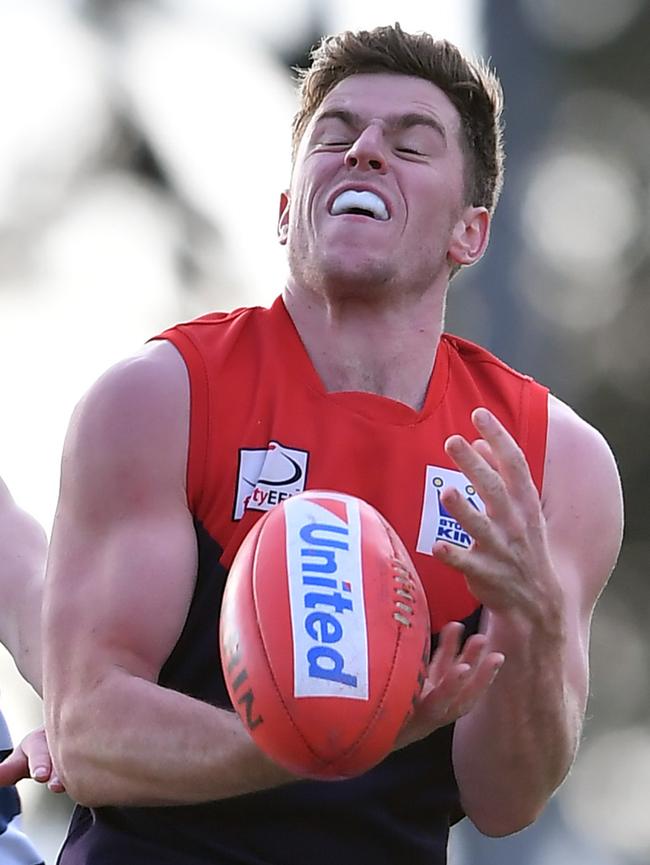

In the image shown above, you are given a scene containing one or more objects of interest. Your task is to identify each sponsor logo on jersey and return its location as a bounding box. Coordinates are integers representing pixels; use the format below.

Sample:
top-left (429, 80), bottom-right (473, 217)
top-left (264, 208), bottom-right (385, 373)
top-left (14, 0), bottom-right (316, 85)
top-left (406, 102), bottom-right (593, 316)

top-left (233, 441), bottom-right (309, 520)
top-left (416, 466), bottom-right (485, 555)
top-left (284, 493), bottom-right (369, 700)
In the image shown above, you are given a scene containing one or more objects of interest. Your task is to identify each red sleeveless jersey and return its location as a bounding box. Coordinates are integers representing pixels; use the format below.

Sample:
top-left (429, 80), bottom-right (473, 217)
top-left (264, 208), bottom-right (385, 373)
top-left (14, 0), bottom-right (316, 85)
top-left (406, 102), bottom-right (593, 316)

top-left (59, 295), bottom-right (549, 865)
top-left (162, 295), bottom-right (547, 633)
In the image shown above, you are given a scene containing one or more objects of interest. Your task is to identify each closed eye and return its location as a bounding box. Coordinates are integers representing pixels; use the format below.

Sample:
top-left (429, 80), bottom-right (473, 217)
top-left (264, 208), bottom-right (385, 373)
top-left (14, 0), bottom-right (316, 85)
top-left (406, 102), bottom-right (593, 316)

top-left (397, 147), bottom-right (424, 156)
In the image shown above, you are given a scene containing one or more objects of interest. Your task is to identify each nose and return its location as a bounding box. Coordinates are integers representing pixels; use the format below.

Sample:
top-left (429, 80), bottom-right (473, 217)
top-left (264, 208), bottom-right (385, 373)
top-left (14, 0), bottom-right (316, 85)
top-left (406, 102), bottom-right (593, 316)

top-left (344, 125), bottom-right (388, 173)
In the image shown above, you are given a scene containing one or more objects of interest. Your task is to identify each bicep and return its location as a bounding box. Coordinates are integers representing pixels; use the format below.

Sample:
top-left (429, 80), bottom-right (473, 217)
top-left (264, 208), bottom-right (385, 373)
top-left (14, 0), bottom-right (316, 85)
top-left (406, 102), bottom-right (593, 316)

top-left (46, 508), bottom-right (197, 685)
top-left (542, 397), bottom-right (624, 694)
top-left (543, 396), bottom-right (623, 615)
top-left (44, 342), bottom-right (197, 693)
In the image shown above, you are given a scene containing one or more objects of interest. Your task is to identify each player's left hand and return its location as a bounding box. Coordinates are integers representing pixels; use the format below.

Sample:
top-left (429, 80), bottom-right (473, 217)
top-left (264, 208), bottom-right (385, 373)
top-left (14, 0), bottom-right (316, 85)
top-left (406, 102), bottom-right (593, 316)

top-left (0, 726), bottom-right (65, 793)
top-left (433, 407), bottom-right (562, 619)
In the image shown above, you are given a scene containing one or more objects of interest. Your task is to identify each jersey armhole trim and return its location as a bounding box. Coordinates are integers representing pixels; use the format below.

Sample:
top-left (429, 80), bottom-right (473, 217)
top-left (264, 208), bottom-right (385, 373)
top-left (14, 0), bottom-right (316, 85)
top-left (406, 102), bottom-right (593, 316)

top-left (152, 329), bottom-right (210, 515)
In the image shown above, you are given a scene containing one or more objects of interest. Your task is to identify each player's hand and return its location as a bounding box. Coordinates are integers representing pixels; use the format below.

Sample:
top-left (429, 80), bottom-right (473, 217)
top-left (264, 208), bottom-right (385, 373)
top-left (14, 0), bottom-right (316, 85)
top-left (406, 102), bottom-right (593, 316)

top-left (0, 726), bottom-right (65, 793)
top-left (433, 407), bottom-right (562, 620)
top-left (395, 621), bottom-right (504, 748)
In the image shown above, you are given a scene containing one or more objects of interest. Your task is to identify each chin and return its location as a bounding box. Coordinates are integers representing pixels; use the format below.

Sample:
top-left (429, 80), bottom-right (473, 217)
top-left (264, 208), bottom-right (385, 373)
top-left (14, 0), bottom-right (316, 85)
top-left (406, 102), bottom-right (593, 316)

top-left (310, 252), bottom-right (398, 298)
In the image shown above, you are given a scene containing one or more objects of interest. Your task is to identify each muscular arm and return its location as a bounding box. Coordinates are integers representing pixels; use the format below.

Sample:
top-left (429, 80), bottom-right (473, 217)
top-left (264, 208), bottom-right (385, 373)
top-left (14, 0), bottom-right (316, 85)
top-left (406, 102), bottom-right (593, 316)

top-left (43, 341), bottom-right (294, 808)
top-left (437, 399), bottom-right (623, 835)
top-left (0, 477), bottom-right (47, 693)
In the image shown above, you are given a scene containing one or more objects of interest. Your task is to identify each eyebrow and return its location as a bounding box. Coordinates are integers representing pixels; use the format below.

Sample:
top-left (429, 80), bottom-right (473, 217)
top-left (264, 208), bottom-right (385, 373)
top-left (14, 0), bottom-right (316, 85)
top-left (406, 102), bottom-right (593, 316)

top-left (314, 108), bottom-right (447, 143)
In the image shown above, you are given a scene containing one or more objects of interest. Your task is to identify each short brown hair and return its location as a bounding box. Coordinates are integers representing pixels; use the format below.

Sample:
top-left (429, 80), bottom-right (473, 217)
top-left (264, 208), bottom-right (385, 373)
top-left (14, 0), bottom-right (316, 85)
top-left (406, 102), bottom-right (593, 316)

top-left (293, 23), bottom-right (505, 214)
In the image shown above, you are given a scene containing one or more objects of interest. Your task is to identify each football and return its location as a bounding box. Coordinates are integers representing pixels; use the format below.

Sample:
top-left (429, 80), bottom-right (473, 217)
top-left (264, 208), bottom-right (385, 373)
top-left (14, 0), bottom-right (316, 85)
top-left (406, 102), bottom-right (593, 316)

top-left (219, 490), bottom-right (431, 780)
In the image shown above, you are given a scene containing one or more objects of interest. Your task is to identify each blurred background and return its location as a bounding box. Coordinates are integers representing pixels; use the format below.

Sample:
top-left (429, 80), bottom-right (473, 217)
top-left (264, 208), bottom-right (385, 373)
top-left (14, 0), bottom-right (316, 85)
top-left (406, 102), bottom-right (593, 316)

top-left (0, 0), bottom-right (648, 862)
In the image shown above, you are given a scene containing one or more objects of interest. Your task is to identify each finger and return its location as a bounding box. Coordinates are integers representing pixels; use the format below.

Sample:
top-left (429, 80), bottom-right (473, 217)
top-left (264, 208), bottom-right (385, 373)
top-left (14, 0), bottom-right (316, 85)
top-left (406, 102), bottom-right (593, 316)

top-left (472, 409), bottom-right (536, 500)
top-left (422, 649), bottom-right (501, 717)
top-left (432, 538), bottom-right (468, 572)
top-left (455, 651), bottom-right (505, 709)
top-left (48, 775), bottom-right (66, 794)
top-left (403, 651), bottom-right (505, 743)
top-left (444, 435), bottom-right (511, 523)
top-left (433, 540), bottom-right (502, 588)
top-left (419, 661), bottom-right (473, 722)
top-left (434, 651), bottom-right (505, 723)
top-left (438, 486), bottom-right (493, 546)
top-left (428, 621), bottom-right (464, 684)
top-left (457, 632), bottom-right (489, 668)
top-left (0, 748), bottom-right (30, 786)
top-left (396, 659), bottom-right (473, 745)
top-left (471, 438), bottom-right (498, 470)
top-left (18, 727), bottom-right (54, 784)
top-left (27, 744), bottom-right (54, 784)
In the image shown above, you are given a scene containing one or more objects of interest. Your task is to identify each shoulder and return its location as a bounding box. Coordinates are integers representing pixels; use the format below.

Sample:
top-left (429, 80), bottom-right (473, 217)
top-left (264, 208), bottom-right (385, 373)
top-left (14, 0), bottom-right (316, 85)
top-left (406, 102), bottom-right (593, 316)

top-left (74, 338), bottom-right (187, 416)
top-left (543, 394), bottom-right (623, 606)
top-left (158, 304), bottom-right (271, 344)
top-left (544, 394), bottom-right (622, 506)
top-left (441, 333), bottom-right (548, 419)
top-left (157, 301), bottom-right (283, 356)
top-left (69, 340), bottom-right (188, 446)
top-left (442, 333), bottom-right (541, 386)
top-left (62, 341), bottom-right (190, 516)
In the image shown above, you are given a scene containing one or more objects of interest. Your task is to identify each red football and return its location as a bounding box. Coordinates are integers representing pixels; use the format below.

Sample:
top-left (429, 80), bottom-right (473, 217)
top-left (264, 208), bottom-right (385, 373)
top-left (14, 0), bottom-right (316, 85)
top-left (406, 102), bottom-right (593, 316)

top-left (219, 490), bottom-right (431, 779)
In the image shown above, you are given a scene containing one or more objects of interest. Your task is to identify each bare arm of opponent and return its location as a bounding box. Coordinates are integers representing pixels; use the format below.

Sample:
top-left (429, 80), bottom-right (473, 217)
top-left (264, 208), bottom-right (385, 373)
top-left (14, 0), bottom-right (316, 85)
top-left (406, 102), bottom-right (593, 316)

top-left (0, 477), bottom-right (47, 693)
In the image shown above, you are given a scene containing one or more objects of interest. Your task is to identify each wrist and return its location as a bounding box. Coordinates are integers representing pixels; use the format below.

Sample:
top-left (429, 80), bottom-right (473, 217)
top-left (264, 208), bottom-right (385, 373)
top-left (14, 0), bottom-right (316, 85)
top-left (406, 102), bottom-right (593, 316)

top-left (486, 594), bottom-right (567, 651)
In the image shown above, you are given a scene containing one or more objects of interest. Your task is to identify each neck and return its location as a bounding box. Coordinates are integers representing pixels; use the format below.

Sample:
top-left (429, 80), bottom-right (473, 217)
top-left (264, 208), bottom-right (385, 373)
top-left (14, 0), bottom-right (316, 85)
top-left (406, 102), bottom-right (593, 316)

top-left (283, 281), bottom-right (447, 411)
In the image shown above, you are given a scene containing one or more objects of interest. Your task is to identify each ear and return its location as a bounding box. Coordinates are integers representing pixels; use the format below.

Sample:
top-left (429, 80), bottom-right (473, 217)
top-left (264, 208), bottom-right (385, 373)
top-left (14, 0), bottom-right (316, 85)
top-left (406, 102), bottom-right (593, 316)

top-left (277, 190), bottom-right (290, 246)
top-left (448, 206), bottom-right (490, 268)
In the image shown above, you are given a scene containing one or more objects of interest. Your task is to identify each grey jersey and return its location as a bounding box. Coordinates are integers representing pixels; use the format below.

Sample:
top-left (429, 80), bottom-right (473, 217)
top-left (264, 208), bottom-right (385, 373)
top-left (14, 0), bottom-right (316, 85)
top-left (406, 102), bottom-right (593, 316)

top-left (1, 707), bottom-right (44, 865)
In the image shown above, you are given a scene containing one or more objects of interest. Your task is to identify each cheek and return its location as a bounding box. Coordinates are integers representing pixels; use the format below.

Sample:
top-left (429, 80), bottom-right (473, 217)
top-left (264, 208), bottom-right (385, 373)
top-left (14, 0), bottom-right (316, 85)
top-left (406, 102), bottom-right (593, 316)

top-left (420, 181), bottom-right (463, 232)
top-left (287, 188), bottom-right (318, 249)
top-left (412, 202), bottom-right (448, 242)
top-left (286, 186), bottom-right (308, 229)
top-left (294, 177), bottom-right (327, 233)
top-left (409, 204), bottom-right (455, 262)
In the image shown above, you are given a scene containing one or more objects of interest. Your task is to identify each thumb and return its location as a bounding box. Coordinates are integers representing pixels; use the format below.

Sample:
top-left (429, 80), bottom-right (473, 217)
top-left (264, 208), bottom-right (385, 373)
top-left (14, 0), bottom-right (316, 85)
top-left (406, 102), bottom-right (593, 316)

top-left (0, 744), bottom-right (30, 786)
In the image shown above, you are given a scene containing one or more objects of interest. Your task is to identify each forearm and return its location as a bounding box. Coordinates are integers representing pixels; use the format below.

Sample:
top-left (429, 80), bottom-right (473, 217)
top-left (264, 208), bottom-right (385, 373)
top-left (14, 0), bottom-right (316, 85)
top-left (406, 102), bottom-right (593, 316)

top-left (452, 608), bottom-right (585, 835)
top-left (0, 508), bottom-right (46, 694)
top-left (47, 668), bottom-right (295, 808)
top-left (436, 402), bottom-right (620, 837)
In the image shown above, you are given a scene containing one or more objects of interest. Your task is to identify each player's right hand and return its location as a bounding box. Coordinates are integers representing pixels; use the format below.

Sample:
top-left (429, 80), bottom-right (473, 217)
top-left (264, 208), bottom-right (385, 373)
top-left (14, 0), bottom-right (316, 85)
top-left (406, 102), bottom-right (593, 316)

top-left (394, 621), bottom-right (504, 749)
